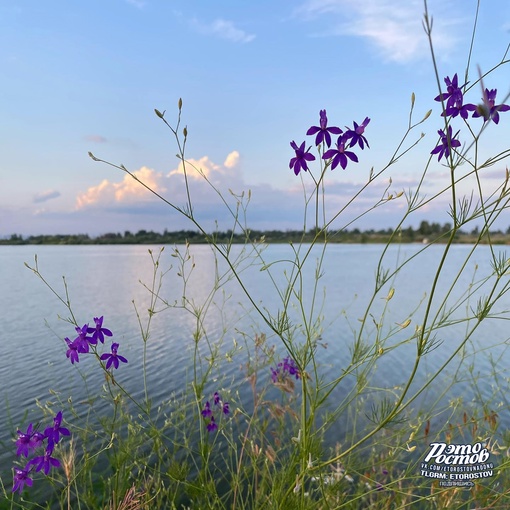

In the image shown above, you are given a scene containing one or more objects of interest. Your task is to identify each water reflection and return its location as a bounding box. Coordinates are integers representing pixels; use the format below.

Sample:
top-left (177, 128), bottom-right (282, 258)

top-left (2, 243), bottom-right (510, 482)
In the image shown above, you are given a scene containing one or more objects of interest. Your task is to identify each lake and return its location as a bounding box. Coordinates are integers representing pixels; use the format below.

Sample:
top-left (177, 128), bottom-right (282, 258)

top-left (2, 243), bottom-right (510, 487)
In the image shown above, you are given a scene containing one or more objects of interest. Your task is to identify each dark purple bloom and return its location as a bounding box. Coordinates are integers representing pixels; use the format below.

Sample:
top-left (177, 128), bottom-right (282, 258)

top-left (27, 450), bottom-right (60, 475)
top-left (436, 86), bottom-right (476, 120)
top-left (435, 74), bottom-right (464, 109)
top-left (15, 424), bottom-right (42, 458)
top-left (323, 138), bottom-right (359, 170)
top-left (289, 141), bottom-right (315, 176)
top-left (87, 316), bottom-right (113, 344)
top-left (442, 93), bottom-right (476, 120)
top-left (272, 356), bottom-right (301, 382)
top-left (74, 324), bottom-right (92, 352)
top-left (280, 357), bottom-right (300, 379)
top-left (472, 88), bottom-right (510, 124)
top-left (344, 117), bottom-right (370, 149)
top-left (222, 402), bottom-right (230, 415)
top-left (206, 416), bottom-right (218, 432)
top-left (213, 392), bottom-right (221, 406)
top-left (306, 109), bottom-right (343, 148)
top-left (65, 337), bottom-right (80, 364)
top-left (430, 126), bottom-right (461, 161)
top-left (12, 466), bottom-right (33, 493)
top-left (282, 357), bottom-right (300, 378)
top-left (100, 342), bottom-right (128, 370)
top-left (201, 401), bottom-right (212, 418)
top-left (44, 411), bottom-right (70, 451)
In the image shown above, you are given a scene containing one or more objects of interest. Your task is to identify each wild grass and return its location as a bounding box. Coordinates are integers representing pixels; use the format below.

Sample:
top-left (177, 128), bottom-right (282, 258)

top-left (3, 0), bottom-right (510, 508)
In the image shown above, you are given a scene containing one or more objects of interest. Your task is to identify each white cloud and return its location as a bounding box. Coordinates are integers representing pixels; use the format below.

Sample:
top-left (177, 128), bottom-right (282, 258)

top-left (73, 149), bottom-right (509, 236)
top-left (76, 166), bottom-right (165, 210)
top-left (295, 0), bottom-right (464, 63)
top-left (76, 152), bottom-right (243, 212)
top-left (192, 18), bottom-right (255, 44)
top-left (167, 150), bottom-right (241, 183)
top-left (224, 150), bottom-right (240, 169)
top-left (168, 156), bottom-right (221, 181)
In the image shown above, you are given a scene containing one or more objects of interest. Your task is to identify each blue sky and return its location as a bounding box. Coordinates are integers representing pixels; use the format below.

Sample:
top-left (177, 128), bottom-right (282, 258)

top-left (1, 0), bottom-right (509, 237)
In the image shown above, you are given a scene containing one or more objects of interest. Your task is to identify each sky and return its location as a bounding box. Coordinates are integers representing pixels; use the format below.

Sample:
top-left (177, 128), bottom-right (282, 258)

top-left (1, 0), bottom-right (510, 237)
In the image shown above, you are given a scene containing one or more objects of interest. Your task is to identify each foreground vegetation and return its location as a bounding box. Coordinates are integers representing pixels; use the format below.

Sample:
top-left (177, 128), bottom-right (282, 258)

top-left (3, 1), bottom-right (510, 508)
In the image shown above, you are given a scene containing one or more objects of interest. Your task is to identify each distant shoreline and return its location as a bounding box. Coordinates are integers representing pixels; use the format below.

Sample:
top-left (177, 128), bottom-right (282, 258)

top-left (2, 222), bottom-right (510, 245)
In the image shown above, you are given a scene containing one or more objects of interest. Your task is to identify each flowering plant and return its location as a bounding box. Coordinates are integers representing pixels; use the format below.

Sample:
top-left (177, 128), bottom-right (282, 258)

top-left (7, 1), bottom-right (510, 508)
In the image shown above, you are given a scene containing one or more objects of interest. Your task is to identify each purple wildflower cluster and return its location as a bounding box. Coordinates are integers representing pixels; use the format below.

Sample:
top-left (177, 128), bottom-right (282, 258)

top-left (271, 356), bottom-right (300, 383)
top-left (289, 110), bottom-right (370, 175)
top-left (64, 316), bottom-right (127, 370)
top-left (431, 73), bottom-right (509, 161)
top-left (12, 411), bottom-right (70, 493)
top-left (201, 391), bottom-right (230, 432)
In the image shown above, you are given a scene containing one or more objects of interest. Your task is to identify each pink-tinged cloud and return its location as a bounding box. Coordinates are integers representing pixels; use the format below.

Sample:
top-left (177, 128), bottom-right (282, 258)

top-left (75, 152), bottom-right (243, 218)
top-left (76, 166), bottom-right (166, 209)
top-left (168, 151), bottom-right (242, 184)
top-left (73, 150), bottom-right (420, 232)
top-left (73, 149), bottom-right (510, 236)
top-left (33, 189), bottom-right (61, 203)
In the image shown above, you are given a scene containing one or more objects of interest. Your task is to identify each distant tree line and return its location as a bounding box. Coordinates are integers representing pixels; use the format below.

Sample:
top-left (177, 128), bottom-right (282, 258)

top-left (2, 221), bottom-right (510, 245)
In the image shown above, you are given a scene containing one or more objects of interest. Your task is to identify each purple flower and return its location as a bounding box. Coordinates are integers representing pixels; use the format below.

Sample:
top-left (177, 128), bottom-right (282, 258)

top-left (323, 137), bottom-right (359, 170)
top-left (65, 337), bottom-right (80, 364)
top-left (430, 125), bottom-right (461, 161)
top-left (282, 358), bottom-right (300, 379)
top-left (206, 416), bottom-right (218, 432)
top-left (472, 88), bottom-right (510, 124)
top-left (306, 110), bottom-right (343, 148)
top-left (271, 356), bottom-right (301, 382)
top-left (27, 450), bottom-right (60, 475)
top-left (201, 392), bottom-right (230, 430)
top-left (15, 424), bottom-right (42, 458)
top-left (100, 342), bottom-right (128, 370)
top-left (201, 401), bottom-right (212, 418)
top-left (442, 93), bottom-right (476, 120)
top-left (74, 324), bottom-right (92, 353)
top-left (344, 117), bottom-right (370, 149)
top-left (212, 391), bottom-right (229, 414)
top-left (289, 140), bottom-right (316, 175)
top-left (12, 466), bottom-right (33, 493)
top-left (44, 411), bottom-right (70, 451)
top-left (87, 316), bottom-right (113, 344)
top-left (435, 74), bottom-right (464, 109)
top-left (434, 75), bottom-right (475, 119)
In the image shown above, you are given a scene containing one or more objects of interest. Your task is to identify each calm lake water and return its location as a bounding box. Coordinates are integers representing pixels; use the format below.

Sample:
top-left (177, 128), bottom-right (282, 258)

top-left (2, 243), bottom-right (510, 486)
